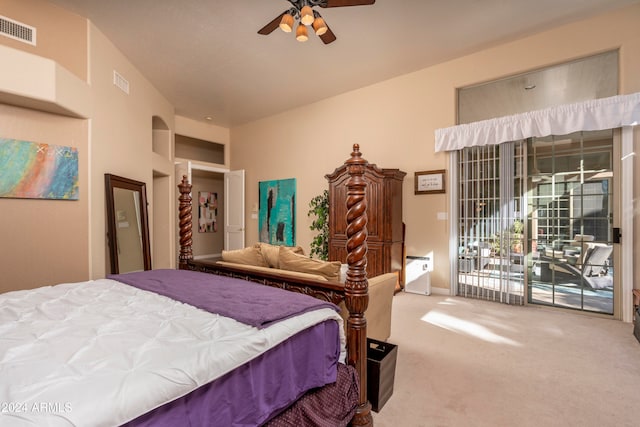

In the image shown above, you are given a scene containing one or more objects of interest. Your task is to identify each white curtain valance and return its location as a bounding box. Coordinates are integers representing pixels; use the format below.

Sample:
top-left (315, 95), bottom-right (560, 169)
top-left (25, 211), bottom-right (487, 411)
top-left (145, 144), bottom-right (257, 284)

top-left (435, 92), bottom-right (640, 152)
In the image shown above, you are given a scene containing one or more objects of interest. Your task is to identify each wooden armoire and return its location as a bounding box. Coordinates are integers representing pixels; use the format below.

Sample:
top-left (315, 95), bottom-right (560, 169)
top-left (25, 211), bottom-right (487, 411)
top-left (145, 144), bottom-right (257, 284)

top-left (325, 163), bottom-right (406, 287)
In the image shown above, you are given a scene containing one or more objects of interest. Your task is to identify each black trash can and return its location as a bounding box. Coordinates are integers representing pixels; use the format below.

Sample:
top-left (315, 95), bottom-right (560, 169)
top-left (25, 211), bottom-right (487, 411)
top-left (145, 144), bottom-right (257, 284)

top-left (366, 338), bottom-right (398, 412)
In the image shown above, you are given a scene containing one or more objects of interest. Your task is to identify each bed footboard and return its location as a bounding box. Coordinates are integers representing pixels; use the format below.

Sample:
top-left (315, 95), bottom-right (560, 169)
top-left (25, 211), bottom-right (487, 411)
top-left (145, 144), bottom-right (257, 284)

top-left (178, 144), bottom-right (373, 426)
top-left (186, 260), bottom-right (346, 305)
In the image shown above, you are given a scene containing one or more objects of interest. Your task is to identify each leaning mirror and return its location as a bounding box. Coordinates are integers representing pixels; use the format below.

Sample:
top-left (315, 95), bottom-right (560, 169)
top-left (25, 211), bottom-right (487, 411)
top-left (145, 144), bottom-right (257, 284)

top-left (105, 174), bottom-right (151, 274)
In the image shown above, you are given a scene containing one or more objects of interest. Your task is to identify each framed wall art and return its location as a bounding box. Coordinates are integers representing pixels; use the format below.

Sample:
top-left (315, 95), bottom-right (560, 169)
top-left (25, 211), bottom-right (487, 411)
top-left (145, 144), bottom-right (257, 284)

top-left (415, 169), bottom-right (445, 195)
top-left (0, 138), bottom-right (79, 200)
top-left (198, 191), bottom-right (218, 232)
top-left (258, 178), bottom-right (296, 246)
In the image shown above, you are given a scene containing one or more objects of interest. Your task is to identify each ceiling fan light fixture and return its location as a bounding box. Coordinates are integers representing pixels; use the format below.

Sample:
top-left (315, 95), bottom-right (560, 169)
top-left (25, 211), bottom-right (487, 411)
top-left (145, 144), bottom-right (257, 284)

top-left (300, 5), bottom-right (314, 25)
top-left (296, 23), bottom-right (309, 42)
top-left (312, 12), bottom-right (327, 36)
top-left (279, 13), bottom-right (294, 33)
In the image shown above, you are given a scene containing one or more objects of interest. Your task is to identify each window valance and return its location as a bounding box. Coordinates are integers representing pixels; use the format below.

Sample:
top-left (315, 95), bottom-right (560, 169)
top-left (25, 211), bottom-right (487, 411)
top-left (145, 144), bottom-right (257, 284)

top-left (435, 92), bottom-right (640, 152)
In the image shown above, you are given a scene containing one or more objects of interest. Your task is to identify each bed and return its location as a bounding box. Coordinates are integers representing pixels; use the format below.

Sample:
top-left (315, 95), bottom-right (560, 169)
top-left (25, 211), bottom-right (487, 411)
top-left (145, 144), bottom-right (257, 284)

top-left (0, 145), bottom-right (374, 426)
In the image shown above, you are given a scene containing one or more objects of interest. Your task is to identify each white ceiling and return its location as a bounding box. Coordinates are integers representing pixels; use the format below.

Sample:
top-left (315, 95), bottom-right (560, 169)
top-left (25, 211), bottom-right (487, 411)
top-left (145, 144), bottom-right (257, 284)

top-left (46, 0), bottom-right (639, 128)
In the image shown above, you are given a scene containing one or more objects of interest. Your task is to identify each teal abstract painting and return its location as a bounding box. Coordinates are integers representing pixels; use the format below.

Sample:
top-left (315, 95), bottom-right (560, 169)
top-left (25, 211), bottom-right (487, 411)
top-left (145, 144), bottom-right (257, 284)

top-left (259, 178), bottom-right (296, 246)
top-left (0, 138), bottom-right (79, 200)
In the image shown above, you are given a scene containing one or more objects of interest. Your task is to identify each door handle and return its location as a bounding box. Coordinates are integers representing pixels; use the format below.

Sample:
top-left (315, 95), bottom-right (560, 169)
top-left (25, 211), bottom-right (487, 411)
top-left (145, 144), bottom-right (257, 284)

top-left (613, 227), bottom-right (621, 244)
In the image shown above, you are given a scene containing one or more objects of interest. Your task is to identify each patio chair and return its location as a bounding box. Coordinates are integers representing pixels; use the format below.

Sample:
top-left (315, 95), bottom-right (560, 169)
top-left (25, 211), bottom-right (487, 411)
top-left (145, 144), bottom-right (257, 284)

top-left (549, 242), bottom-right (613, 289)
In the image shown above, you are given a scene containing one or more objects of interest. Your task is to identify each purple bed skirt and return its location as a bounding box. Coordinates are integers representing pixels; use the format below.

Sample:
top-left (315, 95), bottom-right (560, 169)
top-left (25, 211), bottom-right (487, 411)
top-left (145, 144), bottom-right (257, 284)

top-left (122, 319), bottom-right (344, 426)
top-left (264, 363), bottom-right (359, 427)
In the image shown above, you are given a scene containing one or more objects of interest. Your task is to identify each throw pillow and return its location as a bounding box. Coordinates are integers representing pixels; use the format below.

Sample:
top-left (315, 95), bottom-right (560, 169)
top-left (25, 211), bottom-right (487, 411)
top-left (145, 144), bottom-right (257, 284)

top-left (255, 243), bottom-right (280, 268)
top-left (290, 245), bottom-right (305, 255)
top-left (278, 246), bottom-right (341, 281)
top-left (221, 246), bottom-right (268, 267)
top-left (256, 243), bottom-right (305, 269)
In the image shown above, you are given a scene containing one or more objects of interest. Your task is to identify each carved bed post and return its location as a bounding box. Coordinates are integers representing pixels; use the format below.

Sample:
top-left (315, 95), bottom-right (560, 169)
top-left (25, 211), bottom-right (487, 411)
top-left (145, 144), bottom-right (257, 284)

top-left (178, 175), bottom-right (193, 269)
top-left (344, 144), bottom-right (373, 426)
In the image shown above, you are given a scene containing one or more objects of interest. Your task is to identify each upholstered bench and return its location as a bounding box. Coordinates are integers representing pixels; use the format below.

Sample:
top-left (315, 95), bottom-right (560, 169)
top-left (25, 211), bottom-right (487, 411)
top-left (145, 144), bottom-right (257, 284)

top-left (217, 243), bottom-right (398, 342)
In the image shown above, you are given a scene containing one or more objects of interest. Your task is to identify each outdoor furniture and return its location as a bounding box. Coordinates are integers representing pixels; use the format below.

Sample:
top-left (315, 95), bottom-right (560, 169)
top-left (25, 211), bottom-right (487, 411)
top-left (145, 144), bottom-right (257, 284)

top-left (544, 234), bottom-right (594, 260)
top-left (542, 242), bottom-right (613, 289)
top-left (458, 241), bottom-right (491, 273)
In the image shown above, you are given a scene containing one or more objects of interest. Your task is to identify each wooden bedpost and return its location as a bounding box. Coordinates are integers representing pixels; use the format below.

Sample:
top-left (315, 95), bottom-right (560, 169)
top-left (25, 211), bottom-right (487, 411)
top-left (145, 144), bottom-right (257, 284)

top-left (344, 144), bottom-right (373, 426)
top-left (178, 175), bottom-right (193, 269)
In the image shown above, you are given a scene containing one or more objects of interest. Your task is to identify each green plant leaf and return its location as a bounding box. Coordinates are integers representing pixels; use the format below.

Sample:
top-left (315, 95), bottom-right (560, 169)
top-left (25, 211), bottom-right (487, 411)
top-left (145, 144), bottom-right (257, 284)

top-left (307, 189), bottom-right (329, 261)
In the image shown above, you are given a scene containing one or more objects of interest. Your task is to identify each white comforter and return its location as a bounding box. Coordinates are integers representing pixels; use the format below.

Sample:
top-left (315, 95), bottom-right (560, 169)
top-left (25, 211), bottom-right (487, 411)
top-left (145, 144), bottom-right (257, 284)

top-left (0, 279), bottom-right (345, 426)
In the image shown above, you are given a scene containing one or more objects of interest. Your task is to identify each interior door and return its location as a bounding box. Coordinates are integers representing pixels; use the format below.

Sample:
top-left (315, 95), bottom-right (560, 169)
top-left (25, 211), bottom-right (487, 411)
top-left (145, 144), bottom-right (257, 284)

top-left (224, 170), bottom-right (245, 250)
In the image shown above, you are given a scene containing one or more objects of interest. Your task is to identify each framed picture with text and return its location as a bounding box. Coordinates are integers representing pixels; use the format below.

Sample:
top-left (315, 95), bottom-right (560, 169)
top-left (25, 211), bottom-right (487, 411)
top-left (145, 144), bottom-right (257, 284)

top-left (415, 169), bottom-right (446, 195)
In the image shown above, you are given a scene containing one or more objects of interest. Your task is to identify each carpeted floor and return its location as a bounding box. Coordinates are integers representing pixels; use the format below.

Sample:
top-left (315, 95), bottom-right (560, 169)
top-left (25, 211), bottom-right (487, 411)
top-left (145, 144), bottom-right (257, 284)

top-left (371, 292), bottom-right (640, 427)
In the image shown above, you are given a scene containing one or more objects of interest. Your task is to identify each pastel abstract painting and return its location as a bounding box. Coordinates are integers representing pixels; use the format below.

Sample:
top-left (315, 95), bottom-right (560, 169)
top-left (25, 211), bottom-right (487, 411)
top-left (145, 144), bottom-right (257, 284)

top-left (0, 138), bottom-right (79, 200)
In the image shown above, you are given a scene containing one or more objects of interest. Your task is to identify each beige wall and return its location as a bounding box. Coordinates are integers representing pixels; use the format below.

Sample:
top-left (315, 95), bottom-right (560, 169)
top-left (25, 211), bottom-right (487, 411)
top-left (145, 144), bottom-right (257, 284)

top-left (0, 0), bottom-right (90, 292)
top-left (1, 0), bottom-right (87, 81)
top-left (230, 4), bottom-right (640, 291)
top-left (0, 0), bottom-right (176, 290)
top-left (87, 23), bottom-right (175, 279)
top-left (175, 115), bottom-right (231, 168)
top-left (0, 104), bottom-right (89, 292)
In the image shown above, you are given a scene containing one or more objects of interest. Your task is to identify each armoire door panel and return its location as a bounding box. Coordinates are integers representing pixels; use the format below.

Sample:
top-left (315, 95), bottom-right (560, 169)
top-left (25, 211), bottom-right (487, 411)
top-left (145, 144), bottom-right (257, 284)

top-left (326, 161), bottom-right (406, 282)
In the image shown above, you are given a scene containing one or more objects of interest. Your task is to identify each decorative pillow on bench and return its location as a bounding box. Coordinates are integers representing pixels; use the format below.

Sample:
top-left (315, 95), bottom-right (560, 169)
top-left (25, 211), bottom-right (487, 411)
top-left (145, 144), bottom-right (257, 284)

top-left (255, 242), bottom-right (304, 269)
top-left (278, 246), bottom-right (341, 281)
top-left (221, 246), bottom-right (269, 267)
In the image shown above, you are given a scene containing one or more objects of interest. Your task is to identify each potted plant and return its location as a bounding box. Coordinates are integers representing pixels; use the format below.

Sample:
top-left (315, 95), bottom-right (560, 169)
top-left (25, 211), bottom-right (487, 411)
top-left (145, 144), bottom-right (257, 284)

top-left (488, 219), bottom-right (524, 255)
top-left (510, 219), bottom-right (524, 253)
top-left (308, 190), bottom-right (329, 260)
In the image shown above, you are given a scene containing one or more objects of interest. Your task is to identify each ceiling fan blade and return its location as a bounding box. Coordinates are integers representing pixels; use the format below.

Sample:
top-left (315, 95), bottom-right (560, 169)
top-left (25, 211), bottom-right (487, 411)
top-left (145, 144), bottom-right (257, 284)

top-left (258, 10), bottom-right (287, 35)
top-left (319, 24), bottom-right (337, 44)
top-left (321, 0), bottom-right (375, 7)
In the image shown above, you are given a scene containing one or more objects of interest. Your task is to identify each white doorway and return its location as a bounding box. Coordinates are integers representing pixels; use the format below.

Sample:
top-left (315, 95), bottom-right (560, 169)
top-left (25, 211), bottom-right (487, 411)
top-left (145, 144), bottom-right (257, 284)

top-left (224, 170), bottom-right (245, 251)
top-left (175, 161), bottom-right (245, 258)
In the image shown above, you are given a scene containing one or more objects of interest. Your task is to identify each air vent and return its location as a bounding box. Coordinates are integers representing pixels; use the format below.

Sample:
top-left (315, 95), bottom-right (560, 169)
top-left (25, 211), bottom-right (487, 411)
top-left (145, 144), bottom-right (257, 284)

top-left (113, 70), bottom-right (130, 94)
top-left (0, 15), bottom-right (36, 46)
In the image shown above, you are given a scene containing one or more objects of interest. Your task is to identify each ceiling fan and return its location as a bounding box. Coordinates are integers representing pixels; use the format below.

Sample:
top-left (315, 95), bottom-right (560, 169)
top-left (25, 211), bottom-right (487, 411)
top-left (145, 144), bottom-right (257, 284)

top-left (258, 0), bottom-right (376, 44)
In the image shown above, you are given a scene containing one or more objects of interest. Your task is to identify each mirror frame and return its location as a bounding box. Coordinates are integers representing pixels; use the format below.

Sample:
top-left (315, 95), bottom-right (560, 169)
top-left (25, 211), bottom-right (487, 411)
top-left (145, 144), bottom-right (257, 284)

top-left (105, 173), bottom-right (152, 274)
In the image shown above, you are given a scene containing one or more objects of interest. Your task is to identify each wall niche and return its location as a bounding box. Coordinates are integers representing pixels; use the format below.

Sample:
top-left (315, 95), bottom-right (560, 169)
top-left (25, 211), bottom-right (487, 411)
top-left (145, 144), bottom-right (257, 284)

top-left (175, 134), bottom-right (224, 165)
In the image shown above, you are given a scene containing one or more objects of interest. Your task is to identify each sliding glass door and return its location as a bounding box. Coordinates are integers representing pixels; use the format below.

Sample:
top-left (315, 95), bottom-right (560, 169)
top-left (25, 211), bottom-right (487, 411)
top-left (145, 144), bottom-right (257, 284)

top-left (456, 141), bottom-right (525, 304)
top-left (527, 131), bottom-right (614, 314)
top-left (456, 130), bottom-right (615, 314)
